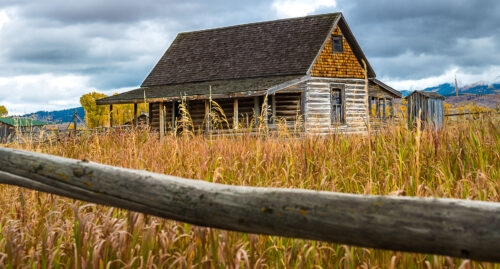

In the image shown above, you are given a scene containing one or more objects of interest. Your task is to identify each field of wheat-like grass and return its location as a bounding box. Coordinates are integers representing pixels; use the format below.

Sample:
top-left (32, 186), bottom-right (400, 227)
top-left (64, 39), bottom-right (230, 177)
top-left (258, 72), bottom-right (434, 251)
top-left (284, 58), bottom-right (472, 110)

top-left (1, 115), bottom-right (499, 268)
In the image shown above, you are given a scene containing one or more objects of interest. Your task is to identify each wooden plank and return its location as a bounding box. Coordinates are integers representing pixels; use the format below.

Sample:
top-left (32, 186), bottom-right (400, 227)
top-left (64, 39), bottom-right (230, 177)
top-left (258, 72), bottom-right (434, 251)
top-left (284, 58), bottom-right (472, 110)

top-left (267, 75), bottom-right (309, 95)
top-left (148, 103), bottom-right (153, 126)
top-left (159, 102), bottom-right (165, 138)
top-left (376, 98), bottom-right (380, 118)
top-left (253, 96), bottom-right (259, 118)
top-left (382, 98), bottom-right (386, 119)
top-left (133, 103), bottom-right (138, 127)
top-left (234, 98), bottom-right (239, 129)
top-left (109, 104), bottom-right (113, 127)
top-left (205, 100), bottom-right (210, 133)
top-left (271, 95), bottom-right (276, 124)
top-left (171, 102), bottom-right (176, 134)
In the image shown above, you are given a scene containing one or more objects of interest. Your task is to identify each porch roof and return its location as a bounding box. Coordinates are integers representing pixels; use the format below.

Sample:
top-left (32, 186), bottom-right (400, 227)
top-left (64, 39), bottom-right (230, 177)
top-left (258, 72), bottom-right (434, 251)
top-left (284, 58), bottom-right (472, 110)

top-left (370, 79), bottom-right (402, 98)
top-left (96, 75), bottom-right (303, 105)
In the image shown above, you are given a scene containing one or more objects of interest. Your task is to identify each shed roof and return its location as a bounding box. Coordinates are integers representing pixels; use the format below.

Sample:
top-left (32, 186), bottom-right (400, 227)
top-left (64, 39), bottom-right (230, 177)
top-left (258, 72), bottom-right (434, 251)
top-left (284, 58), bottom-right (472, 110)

top-left (405, 91), bottom-right (446, 100)
top-left (0, 118), bottom-right (47, 127)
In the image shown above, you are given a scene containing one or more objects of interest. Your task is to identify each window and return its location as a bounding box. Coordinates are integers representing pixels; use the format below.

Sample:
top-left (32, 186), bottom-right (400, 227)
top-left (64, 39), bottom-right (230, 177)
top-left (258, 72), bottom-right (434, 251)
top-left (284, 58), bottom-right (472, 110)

top-left (331, 88), bottom-right (345, 124)
top-left (332, 35), bottom-right (343, 53)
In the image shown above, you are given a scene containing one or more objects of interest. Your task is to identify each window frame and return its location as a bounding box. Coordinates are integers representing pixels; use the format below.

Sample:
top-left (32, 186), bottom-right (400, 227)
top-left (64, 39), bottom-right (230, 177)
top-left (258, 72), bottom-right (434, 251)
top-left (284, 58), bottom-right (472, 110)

top-left (331, 34), bottom-right (343, 53)
top-left (330, 83), bottom-right (346, 125)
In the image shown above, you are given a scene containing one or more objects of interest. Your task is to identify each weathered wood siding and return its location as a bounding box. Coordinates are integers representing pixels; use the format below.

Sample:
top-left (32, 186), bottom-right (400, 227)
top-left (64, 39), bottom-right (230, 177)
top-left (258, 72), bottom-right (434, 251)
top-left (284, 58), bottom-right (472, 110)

top-left (147, 76), bottom-right (378, 135)
top-left (0, 123), bottom-right (13, 143)
top-left (368, 84), bottom-right (395, 120)
top-left (214, 99), bottom-right (235, 129)
top-left (236, 97), bottom-right (256, 127)
top-left (304, 78), bottom-right (367, 134)
top-left (369, 84), bottom-right (394, 99)
top-left (149, 102), bottom-right (173, 132)
top-left (187, 100), bottom-right (206, 131)
top-left (407, 93), bottom-right (444, 129)
top-left (310, 26), bottom-right (365, 79)
top-left (343, 80), bottom-right (368, 133)
top-left (274, 92), bottom-right (302, 124)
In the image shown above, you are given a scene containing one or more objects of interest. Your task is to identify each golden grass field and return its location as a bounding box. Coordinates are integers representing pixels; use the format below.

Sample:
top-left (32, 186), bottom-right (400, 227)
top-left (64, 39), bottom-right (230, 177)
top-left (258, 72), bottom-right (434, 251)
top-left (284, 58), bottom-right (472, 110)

top-left (1, 115), bottom-right (499, 268)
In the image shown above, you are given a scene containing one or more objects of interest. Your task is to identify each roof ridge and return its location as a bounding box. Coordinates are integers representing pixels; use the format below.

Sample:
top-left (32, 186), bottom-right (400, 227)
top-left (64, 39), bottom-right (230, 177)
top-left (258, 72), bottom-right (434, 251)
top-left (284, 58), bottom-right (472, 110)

top-left (178, 12), bottom-right (341, 36)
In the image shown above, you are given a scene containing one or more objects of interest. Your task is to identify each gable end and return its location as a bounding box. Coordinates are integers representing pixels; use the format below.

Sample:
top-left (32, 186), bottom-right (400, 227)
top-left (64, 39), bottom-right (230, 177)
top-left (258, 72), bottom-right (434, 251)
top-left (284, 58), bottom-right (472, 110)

top-left (307, 15), bottom-right (375, 79)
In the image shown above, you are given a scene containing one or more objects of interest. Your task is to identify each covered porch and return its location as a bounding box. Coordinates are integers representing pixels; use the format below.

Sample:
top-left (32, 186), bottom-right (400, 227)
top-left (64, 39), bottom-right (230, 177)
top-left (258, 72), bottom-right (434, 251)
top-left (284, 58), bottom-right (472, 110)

top-left (96, 75), bottom-right (306, 137)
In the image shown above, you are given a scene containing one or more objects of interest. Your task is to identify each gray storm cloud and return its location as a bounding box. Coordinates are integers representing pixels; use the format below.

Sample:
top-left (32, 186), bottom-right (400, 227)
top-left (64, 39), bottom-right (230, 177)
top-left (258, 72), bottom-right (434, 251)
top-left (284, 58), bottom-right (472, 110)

top-left (0, 0), bottom-right (499, 114)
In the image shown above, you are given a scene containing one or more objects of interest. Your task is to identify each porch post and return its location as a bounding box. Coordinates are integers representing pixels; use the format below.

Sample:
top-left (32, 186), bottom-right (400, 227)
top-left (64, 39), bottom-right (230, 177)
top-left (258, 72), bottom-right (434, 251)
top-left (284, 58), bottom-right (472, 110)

top-left (172, 102), bottom-right (176, 135)
top-left (109, 104), bottom-right (113, 128)
top-left (253, 96), bottom-right (260, 126)
top-left (205, 100), bottom-right (210, 133)
top-left (133, 103), bottom-right (138, 127)
top-left (148, 103), bottom-right (153, 126)
top-left (389, 99), bottom-right (394, 118)
top-left (159, 102), bottom-right (165, 138)
top-left (368, 97), bottom-right (372, 118)
top-left (382, 98), bottom-right (386, 119)
top-left (271, 94), bottom-right (276, 124)
top-left (233, 98), bottom-right (239, 129)
top-left (376, 98), bottom-right (380, 118)
top-left (264, 96), bottom-right (269, 124)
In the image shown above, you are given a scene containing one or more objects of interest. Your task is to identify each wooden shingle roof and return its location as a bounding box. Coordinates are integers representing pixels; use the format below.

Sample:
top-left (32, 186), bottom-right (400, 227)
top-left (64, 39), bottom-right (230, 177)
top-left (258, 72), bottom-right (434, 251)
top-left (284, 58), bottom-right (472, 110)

top-left (143, 13), bottom-right (342, 87)
top-left (98, 13), bottom-right (383, 105)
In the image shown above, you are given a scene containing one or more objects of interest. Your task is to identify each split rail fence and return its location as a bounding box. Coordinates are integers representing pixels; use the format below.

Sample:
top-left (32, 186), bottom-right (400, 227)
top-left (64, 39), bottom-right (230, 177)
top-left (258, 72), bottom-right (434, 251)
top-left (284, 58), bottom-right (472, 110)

top-left (0, 147), bottom-right (500, 262)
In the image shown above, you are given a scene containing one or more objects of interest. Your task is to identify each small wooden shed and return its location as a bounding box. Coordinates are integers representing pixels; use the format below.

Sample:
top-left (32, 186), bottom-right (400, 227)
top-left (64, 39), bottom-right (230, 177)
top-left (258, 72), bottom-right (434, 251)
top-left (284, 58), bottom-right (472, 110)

top-left (0, 118), bottom-right (47, 143)
top-left (405, 91), bottom-right (445, 129)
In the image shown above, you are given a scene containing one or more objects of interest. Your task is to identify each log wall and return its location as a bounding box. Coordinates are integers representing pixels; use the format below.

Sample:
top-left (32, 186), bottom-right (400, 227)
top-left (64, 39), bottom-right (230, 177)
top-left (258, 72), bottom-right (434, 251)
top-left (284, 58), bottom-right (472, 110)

top-left (236, 97), bottom-right (255, 128)
top-left (304, 77), bottom-right (367, 134)
top-left (187, 100), bottom-right (206, 131)
top-left (150, 102), bottom-right (173, 132)
top-left (146, 77), bottom-right (398, 135)
top-left (274, 92), bottom-right (302, 123)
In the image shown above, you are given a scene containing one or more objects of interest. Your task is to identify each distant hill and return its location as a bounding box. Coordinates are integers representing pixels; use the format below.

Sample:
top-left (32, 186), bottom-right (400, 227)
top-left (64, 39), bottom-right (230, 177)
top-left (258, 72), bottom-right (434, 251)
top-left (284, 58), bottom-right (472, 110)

top-left (444, 94), bottom-right (500, 109)
top-left (400, 82), bottom-right (500, 97)
top-left (400, 82), bottom-right (500, 109)
top-left (23, 107), bottom-right (85, 124)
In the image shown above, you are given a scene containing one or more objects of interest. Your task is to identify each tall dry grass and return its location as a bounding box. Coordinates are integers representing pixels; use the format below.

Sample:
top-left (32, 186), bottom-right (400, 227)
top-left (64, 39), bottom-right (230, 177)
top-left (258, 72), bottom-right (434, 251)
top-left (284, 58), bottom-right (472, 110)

top-left (1, 115), bottom-right (499, 268)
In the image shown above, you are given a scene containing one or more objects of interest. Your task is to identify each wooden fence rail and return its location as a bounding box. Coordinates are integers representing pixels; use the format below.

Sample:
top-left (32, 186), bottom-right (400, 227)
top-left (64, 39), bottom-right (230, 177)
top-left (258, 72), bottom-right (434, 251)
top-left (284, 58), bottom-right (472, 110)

top-left (445, 111), bottom-right (500, 117)
top-left (0, 147), bottom-right (500, 262)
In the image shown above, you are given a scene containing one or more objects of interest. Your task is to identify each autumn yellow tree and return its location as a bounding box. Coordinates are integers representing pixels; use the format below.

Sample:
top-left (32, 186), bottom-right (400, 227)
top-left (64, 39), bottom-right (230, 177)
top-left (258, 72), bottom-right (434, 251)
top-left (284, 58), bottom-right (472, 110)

top-left (80, 92), bottom-right (110, 128)
top-left (0, 106), bottom-right (7, 117)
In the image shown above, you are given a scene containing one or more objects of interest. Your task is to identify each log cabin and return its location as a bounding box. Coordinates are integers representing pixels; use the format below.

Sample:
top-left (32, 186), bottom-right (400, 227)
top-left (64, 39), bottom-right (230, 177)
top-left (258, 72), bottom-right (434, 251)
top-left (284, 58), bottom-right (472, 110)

top-left (96, 12), bottom-right (402, 135)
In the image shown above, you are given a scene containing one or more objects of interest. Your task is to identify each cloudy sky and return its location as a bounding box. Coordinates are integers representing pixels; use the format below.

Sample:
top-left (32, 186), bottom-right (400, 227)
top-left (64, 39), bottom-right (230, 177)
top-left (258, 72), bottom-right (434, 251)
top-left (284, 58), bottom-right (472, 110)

top-left (1, 0), bottom-right (499, 114)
